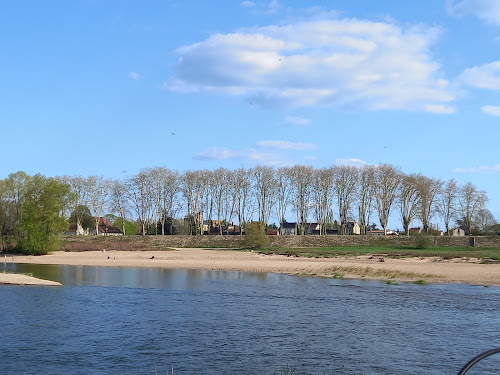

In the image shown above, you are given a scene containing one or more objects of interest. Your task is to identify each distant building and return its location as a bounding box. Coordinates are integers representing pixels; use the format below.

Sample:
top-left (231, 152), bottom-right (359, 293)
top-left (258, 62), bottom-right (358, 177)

top-left (346, 221), bottom-right (361, 235)
top-left (90, 217), bottom-right (123, 236)
top-left (451, 227), bottom-right (466, 237)
top-left (280, 222), bottom-right (296, 235)
top-left (64, 223), bottom-right (88, 236)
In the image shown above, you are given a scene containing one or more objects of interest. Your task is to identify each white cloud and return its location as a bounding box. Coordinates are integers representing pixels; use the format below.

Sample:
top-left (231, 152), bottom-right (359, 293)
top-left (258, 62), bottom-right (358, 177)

top-left (193, 146), bottom-right (295, 167)
top-left (481, 105), bottom-right (500, 115)
top-left (193, 147), bottom-right (245, 160)
top-left (453, 165), bottom-right (500, 173)
top-left (447, 0), bottom-right (500, 26)
top-left (257, 140), bottom-right (316, 150)
top-left (165, 18), bottom-right (454, 111)
top-left (241, 1), bottom-right (255, 7)
top-left (283, 115), bottom-right (312, 126)
top-left (458, 61), bottom-right (500, 89)
top-left (424, 104), bottom-right (456, 114)
top-left (335, 158), bottom-right (367, 167)
top-left (193, 140), bottom-right (316, 166)
top-left (129, 72), bottom-right (141, 80)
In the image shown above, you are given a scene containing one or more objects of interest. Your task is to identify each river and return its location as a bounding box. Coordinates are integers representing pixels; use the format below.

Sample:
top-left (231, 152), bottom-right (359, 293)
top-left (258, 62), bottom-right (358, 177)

top-left (1, 263), bottom-right (500, 374)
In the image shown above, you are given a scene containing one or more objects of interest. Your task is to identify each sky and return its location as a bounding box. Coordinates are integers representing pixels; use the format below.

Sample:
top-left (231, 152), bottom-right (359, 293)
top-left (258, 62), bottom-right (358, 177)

top-left (1, 0), bottom-right (499, 226)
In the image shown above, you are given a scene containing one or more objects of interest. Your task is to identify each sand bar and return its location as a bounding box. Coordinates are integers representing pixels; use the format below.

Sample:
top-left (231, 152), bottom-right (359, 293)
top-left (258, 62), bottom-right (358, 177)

top-left (3, 248), bottom-right (500, 286)
top-left (0, 272), bottom-right (62, 286)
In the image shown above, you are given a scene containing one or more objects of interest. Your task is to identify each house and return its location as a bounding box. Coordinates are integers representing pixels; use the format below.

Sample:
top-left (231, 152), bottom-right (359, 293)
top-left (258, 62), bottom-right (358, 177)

top-left (346, 221), bottom-right (361, 235)
top-left (451, 227), bottom-right (466, 236)
top-left (409, 227), bottom-right (423, 234)
top-left (304, 222), bottom-right (320, 235)
top-left (280, 222), bottom-right (296, 235)
top-left (64, 222), bottom-right (88, 236)
top-left (89, 217), bottom-right (123, 236)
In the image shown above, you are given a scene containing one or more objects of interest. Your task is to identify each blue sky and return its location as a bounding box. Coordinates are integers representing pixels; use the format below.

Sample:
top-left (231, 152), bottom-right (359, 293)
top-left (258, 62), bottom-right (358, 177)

top-left (1, 0), bottom-right (499, 223)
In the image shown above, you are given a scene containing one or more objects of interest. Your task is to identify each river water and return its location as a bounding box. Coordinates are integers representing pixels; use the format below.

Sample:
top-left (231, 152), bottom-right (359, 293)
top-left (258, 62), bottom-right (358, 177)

top-left (1, 263), bottom-right (500, 375)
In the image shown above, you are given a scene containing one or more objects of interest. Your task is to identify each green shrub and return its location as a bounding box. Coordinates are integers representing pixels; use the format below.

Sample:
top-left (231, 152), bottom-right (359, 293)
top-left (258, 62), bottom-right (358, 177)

top-left (242, 222), bottom-right (270, 249)
top-left (414, 234), bottom-right (431, 249)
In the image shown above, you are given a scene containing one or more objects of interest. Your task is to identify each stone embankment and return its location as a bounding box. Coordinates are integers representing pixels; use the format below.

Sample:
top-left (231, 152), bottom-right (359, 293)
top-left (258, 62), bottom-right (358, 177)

top-left (60, 234), bottom-right (500, 251)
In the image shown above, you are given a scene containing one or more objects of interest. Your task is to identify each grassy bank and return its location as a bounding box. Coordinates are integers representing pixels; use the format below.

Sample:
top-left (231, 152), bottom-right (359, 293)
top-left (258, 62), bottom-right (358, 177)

top-left (253, 246), bottom-right (500, 262)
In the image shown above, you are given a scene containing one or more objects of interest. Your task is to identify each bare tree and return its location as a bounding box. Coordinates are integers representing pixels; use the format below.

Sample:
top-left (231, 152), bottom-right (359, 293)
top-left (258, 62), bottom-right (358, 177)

top-left (437, 179), bottom-right (458, 235)
top-left (150, 167), bottom-right (181, 235)
top-left (398, 174), bottom-right (421, 236)
top-left (457, 182), bottom-right (488, 235)
top-left (127, 171), bottom-right (155, 235)
top-left (87, 176), bottom-right (112, 235)
top-left (333, 166), bottom-right (358, 235)
top-left (211, 168), bottom-right (231, 234)
top-left (221, 169), bottom-right (237, 233)
top-left (181, 170), bottom-right (205, 235)
top-left (290, 165), bottom-right (314, 235)
top-left (373, 165), bottom-right (402, 235)
top-left (357, 165), bottom-right (376, 235)
top-left (312, 167), bottom-right (334, 235)
top-left (251, 166), bottom-right (276, 226)
top-left (233, 168), bottom-right (253, 236)
top-left (62, 175), bottom-right (90, 232)
top-left (416, 176), bottom-right (442, 233)
top-left (109, 179), bottom-right (130, 235)
top-left (275, 167), bottom-right (293, 235)
top-left (474, 208), bottom-right (497, 234)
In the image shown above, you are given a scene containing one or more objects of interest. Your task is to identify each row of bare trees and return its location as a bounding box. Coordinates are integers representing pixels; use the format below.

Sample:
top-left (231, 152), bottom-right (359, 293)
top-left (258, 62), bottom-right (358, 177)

top-left (56, 164), bottom-right (494, 236)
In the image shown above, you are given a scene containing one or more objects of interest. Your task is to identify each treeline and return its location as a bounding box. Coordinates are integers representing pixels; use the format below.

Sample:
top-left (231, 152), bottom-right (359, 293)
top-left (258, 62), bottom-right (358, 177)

top-left (0, 165), bottom-right (497, 253)
top-left (0, 172), bottom-right (72, 254)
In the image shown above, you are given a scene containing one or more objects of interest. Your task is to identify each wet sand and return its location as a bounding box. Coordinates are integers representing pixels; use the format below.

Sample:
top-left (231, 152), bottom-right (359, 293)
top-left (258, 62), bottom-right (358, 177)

top-left (3, 248), bottom-right (500, 286)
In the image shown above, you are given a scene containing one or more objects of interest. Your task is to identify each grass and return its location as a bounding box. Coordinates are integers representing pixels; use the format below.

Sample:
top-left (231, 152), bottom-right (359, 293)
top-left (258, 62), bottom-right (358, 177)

top-left (253, 246), bottom-right (500, 261)
top-left (297, 265), bottom-right (436, 284)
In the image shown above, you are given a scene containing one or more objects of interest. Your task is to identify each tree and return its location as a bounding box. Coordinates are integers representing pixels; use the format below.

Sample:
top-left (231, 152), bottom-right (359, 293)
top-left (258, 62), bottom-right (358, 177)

top-left (357, 165), bottom-right (376, 235)
top-left (109, 179), bottom-right (130, 236)
top-left (333, 166), bottom-right (358, 235)
top-left (61, 175), bottom-right (91, 232)
top-left (312, 167), bottom-right (334, 236)
top-left (398, 174), bottom-right (421, 236)
top-left (113, 218), bottom-right (136, 235)
top-left (416, 176), bottom-right (442, 233)
top-left (87, 176), bottom-right (112, 235)
top-left (69, 205), bottom-right (93, 231)
top-left (474, 208), bottom-right (497, 234)
top-left (233, 168), bottom-right (253, 236)
top-left (290, 165), bottom-right (313, 235)
top-left (437, 179), bottom-right (458, 235)
top-left (252, 166), bottom-right (276, 227)
top-left (275, 167), bottom-right (293, 235)
top-left (373, 165), bottom-right (402, 235)
top-left (457, 182), bottom-right (488, 236)
top-left (127, 171), bottom-right (155, 235)
top-left (18, 175), bottom-right (71, 255)
top-left (182, 170), bottom-right (205, 235)
top-left (242, 221), bottom-right (269, 249)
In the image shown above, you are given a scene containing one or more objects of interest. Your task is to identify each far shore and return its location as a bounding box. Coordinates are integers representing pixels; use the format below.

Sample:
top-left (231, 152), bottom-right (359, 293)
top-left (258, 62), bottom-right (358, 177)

top-left (3, 248), bottom-right (500, 286)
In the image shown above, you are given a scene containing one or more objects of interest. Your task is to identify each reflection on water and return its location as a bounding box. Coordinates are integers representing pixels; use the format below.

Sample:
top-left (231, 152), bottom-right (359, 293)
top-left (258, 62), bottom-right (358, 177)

top-left (2, 262), bottom-right (271, 289)
top-left (1, 262), bottom-right (500, 375)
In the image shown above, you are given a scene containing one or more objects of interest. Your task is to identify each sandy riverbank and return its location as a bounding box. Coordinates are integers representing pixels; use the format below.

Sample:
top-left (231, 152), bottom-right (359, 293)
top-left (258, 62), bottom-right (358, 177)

top-left (0, 272), bottom-right (62, 286)
top-left (3, 248), bottom-right (500, 286)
